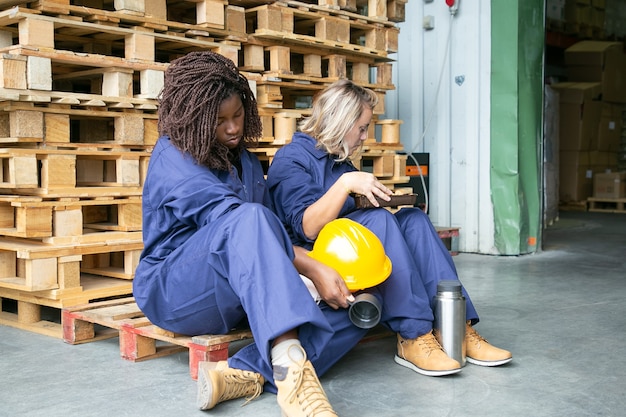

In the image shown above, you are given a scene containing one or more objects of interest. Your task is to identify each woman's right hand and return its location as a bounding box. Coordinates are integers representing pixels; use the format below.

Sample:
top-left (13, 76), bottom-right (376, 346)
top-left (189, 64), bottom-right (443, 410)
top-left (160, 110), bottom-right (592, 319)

top-left (308, 259), bottom-right (354, 310)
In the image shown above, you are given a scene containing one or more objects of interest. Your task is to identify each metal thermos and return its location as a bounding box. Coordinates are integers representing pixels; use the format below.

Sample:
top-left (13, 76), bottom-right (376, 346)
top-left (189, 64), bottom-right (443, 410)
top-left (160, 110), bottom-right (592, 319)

top-left (434, 280), bottom-right (466, 366)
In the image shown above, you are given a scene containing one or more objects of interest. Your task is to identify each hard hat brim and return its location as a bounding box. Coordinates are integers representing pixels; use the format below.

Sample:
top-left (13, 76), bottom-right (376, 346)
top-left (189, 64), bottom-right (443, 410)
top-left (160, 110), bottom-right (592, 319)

top-left (344, 255), bottom-right (392, 291)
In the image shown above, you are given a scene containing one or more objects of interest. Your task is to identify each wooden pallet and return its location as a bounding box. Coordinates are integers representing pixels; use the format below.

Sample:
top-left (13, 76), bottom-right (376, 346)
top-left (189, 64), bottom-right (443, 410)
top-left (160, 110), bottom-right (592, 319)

top-left (0, 7), bottom-right (241, 63)
top-left (0, 147), bottom-right (150, 196)
top-left (353, 149), bottom-right (409, 183)
top-left (285, 0), bottom-right (393, 25)
top-left (0, 91), bottom-right (159, 149)
top-left (587, 197), bottom-right (626, 213)
top-left (436, 227), bottom-right (460, 256)
top-left (241, 44), bottom-right (395, 86)
top-left (8, 0), bottom-right (249, 36)
top-left (62, 297), bottom-right (253, 380)
top-left (0, 235), bottom-right (142, 292)
top-left (0, 194), bottom-right (142, 243)
top-left (0, 274), bottom-right (133, 338)
top-left (245, 2), bottom-right (397, 59)
top-left (558, 200), bottom-right (588, 212)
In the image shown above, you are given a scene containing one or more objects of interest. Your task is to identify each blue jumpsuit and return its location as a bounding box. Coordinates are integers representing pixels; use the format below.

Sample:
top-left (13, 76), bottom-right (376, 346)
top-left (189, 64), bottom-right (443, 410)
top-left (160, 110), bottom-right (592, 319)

top-left (133, 137), bottom-right (369, 392)
top-left (266, 132), bottom-right (479, 340)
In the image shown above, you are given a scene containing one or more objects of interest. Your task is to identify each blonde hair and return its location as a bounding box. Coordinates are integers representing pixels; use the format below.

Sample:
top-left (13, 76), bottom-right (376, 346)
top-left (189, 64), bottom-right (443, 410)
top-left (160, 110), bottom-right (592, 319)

top-left (299, 79), bottom-right (378, 161)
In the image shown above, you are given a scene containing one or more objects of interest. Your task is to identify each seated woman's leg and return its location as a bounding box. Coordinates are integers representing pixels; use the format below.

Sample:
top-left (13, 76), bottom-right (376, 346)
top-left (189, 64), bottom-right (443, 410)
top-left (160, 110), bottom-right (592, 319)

top-left (345, 209), bottom-right (463, 376)
top-left (134, 203), bottom-right (334, 361)
top-left (346, 209), bottom-right (433, 339)
top-left (394, 207), bottom-right (478, 322)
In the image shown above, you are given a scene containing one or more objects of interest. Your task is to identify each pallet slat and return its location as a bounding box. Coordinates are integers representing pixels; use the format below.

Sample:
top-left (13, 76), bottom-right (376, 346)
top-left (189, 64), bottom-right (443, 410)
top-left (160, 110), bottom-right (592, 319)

top-left (62, 297), bottom-right (254, 380)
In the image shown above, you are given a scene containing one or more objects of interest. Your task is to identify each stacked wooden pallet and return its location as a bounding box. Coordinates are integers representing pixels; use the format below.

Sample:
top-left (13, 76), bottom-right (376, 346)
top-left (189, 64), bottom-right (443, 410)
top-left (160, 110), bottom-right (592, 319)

top-left (238, 0), bottom-right (407, 176)
top-left (0, 0), bottom-right (410, 339)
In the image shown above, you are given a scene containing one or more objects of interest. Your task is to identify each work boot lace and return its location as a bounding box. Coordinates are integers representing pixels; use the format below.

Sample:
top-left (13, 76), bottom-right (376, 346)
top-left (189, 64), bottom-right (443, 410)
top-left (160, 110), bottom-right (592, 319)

top-left (285, 360), bottom-right (337, 416)
top-left (220, 369), bottom-right (264, 406)
top-left (402, 331), bottom-right (444, 356)
top-left (466, 325), bottom-right (488, 347)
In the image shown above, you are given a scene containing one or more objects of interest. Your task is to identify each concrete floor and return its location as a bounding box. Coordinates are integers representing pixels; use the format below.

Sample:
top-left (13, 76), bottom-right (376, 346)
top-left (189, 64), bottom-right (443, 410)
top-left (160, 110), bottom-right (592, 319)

top-left (1, 210), bottom-right (625, 417)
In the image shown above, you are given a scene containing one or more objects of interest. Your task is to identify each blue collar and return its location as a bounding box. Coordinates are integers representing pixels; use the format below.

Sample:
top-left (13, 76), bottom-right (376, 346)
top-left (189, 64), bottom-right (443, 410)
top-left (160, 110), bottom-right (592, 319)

top-left (293, 132), bottom-right (334, 160)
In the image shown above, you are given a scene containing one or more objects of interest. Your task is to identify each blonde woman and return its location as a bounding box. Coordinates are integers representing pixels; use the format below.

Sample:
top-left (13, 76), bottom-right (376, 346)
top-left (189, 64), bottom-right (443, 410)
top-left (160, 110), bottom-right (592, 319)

top-left (267, 79), bottom-right (512, 376)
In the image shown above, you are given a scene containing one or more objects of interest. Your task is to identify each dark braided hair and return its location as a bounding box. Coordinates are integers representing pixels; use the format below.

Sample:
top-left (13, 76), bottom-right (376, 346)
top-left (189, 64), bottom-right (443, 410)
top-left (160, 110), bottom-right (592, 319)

top-left (158, 51), bottom-right (262, 170)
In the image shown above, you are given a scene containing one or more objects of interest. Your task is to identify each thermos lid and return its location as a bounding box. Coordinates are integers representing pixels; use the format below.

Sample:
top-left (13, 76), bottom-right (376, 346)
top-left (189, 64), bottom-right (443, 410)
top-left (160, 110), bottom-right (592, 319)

top-left (437, 279), bottom-right (462, 293)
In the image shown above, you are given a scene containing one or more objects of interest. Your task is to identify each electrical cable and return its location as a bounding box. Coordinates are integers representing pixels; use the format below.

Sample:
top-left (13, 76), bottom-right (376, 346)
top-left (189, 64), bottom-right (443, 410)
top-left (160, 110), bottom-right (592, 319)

top-left (405, 8), bottom-right (457, 214)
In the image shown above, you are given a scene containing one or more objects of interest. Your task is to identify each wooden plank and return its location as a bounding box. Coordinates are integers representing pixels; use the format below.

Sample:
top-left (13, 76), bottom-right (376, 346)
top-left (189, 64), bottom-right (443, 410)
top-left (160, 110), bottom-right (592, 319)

top-left (0, 94), bottom-right (158, 119)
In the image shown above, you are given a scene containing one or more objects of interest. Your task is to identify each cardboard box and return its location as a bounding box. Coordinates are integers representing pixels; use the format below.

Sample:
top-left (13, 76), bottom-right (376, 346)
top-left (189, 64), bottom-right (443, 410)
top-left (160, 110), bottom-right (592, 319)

top-left (593, 172), bottom-right (626, 198)
top-left (588, 150), bottom-right (618, 169)
top-left (559, 151), bottom-right (594, 201)
top-left (565, 41), bottom-right (626, 103)
top-left (591, 0), bottom-right (605, 9)
top-left (547, 0), bottom-right (566, 21)
top-left (552, 82), bottom-right (602, 151)
top-left (597, 102), bottom-right (623, 151)
top-left (564, 2), bottom-right (591, 25)
top-left (591, 8), bottom-right (605, 29)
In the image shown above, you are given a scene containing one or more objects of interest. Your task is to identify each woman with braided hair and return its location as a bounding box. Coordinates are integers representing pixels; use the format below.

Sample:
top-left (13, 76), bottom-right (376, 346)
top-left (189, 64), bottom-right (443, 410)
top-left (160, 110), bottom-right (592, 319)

top-left (133, 51), bottom-right (359, 416)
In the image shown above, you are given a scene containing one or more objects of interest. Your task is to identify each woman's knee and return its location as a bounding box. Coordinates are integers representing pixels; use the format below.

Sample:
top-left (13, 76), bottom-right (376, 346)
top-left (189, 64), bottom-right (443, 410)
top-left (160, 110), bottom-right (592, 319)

top-left (347, 208), bottom-right (398, 230)
top-left (229, 203), bottom-right (293, 249)
top-left (394, 207), bottom-right (432, 230)
top-left (228, 203), bottom-right (282, 229)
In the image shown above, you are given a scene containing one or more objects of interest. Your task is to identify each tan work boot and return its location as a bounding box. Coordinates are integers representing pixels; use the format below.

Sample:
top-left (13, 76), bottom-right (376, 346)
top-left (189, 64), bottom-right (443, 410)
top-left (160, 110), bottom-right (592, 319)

top-left (394, 331), bottom-right (462, 376)
top-left (197, 360), bottom-right (265, 410)
top-left (465, 322), bottom-right (513, 366)
top-left (274, 344), bottom-right (338, 417)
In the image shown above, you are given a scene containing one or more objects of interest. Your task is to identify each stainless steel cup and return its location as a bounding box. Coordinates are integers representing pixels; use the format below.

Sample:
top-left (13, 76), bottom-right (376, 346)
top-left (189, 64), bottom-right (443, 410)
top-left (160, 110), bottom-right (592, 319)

top-left (348, 293), bottom-right (382, 329)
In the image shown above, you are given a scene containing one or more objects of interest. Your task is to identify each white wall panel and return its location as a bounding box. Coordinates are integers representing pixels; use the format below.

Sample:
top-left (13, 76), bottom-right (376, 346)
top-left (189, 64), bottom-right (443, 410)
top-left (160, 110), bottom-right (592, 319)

top-left (388, 0), bottom-right (496, 253)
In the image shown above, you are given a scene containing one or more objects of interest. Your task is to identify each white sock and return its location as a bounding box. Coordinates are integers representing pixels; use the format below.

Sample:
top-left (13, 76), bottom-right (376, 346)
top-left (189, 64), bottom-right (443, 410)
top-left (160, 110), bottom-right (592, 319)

top-left (271, 339), bottom-right (305, 368)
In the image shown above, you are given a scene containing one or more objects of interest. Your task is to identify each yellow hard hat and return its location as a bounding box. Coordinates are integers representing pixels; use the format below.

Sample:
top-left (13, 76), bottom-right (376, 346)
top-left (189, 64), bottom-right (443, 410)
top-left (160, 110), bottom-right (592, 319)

top-left (308, 218), bottom-right (392, 291)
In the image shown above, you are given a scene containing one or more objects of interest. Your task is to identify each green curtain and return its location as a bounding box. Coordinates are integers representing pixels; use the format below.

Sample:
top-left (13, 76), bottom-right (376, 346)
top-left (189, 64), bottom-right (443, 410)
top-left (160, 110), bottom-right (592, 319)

top-left (490, 0), bottom-right (544, 254)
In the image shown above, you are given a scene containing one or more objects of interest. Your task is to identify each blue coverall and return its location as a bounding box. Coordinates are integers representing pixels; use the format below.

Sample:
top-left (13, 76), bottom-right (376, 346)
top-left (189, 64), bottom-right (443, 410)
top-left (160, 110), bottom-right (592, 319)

top-left (133, 137), bottom-right (369, 392)
top-left (266, 132), bottom-right (480, 340)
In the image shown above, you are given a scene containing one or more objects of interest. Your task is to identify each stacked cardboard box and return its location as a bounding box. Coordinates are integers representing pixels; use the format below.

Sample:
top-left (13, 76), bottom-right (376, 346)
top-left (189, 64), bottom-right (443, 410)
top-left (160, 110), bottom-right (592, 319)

top-left (558, 0), bottom-right (606, 37)
top-left (554, 40), bottom-right (626, 202)
top-left (593, 172), bottom-right (626, 199)
top-left (605, 0), bottom-right (626, 39)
